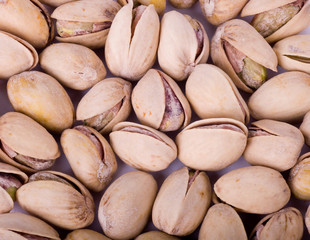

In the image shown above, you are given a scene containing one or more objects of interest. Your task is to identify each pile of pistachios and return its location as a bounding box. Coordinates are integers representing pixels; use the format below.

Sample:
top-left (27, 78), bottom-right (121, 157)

top-left (0, 0), bottom-right (309, 239)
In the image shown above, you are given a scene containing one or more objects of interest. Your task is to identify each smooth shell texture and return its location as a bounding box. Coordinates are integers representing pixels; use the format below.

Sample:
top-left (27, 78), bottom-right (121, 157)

top-left (248, 71), bottom-right (310, 122)
top-left (306, 205), bottom-right (310, 234)
top-left (40, 43), bottom-right (106, 90)
top-left (105, 2), bottom-right (160, 80)
top-left (7, 71), bottom-right (74, 133)
top-left (39, 0), bottom-right (78, 7)
top-left (186, 64), bottom-right (249, 124)
top-left (98, 171), bottom-right (158, 240)
top-left (211, 19), bottom-right (278, 93)
top-left (176, 118), bottom-right (248, 171)
top-left (241, 0), bottom-right (296, 16)
top-left (132, 68), bottom-right (191, 130)
top-left (273, 34), bottom-right (310, 74)
top-left (110, 122), bottom-right (177, 171)
top-left (158, 11), bottom-right (209, 81)
top-left (135, 231), bottom-right (180, 240)
top-left (152, 167), bottom-right (211, 236)
top-left (243, 119), bottom-right (304, 171)
top-left (65, 229), bottom-right (111, 240)
top-left (300, 111), bottom-right (310, 146)
top-left (198, 203), bottom-right (247, 240)
top-left (0, 31), bottom-right (38, 79)
top-left (214, 166), bottom-right (291, 214)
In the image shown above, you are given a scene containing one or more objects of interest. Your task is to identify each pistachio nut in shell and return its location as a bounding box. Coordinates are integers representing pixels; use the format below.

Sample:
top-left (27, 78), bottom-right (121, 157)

top-left (300, 111), bottom-right (310, 146)
top-left (16, 171), bottom-right (95, 230)
top-left (244, 119), bottom-right (304, 171)
top-left (52, 0), bottom-right (121, 49)
top-left (0, 212), bottom-right (60, 240)
top-left (98, 171), bottom-right (157, 240)
top-left (0, 162), bottom-right (28, 214)
top-left (241, 0), bottom-right (310, 43)
top-left (0, 0), bottom-right (54, 48)
top-left (65, 229), bottom-right (111, 240)
top-left (40, 43), bottom-right (106, 90)
top-left (273, 34), bottom-right (310, 74)
top-left (61, 125), bottom-right (117, 192)
top-left (0, 31), bottom-right (38, 80)
top-left (7, 71), bottom-right (74, 133)
top-left (0, 112), bottom-right (60, 173)
top-left (198, 203), bottom-right (247, 240)
top-left (135, 231), bottom-right (180, 240)
top-left (200, 0), bottom-right (248, 25)
top-left (186, 64), bottom-right (249, 124)
top-left (250, 207), bottom-right (304, 240)
top-left (158, 11), bottom-right (209, 81)
top-left (176, 118), bottom-right (247, 171)
top-left (152, 167), bottom-right (211, 236)
top-left (214, 166), bottom-right (291, 214)
top-left (289, 152), bottom-right (310, 200)
top-left (39, 0), bottom-right (78, 7)
top-left (117, 0), bottom-right (166, 15)
top-left (110, 122), bottom-right (177, 172)
top-left (105, 2), bottom-right (159, 81)
top-left (211, 19), bottom-right (278, 93)
top-left (76, 78), bottom-right (132, 134)
top-left (248, 71), bottom-right (310, 122)
top-left (306, 205), bottom-right (310, 234)
top-left (169, 0), bottom-right (197, 9)
top-left (132, 69), bottom-right (191, 132)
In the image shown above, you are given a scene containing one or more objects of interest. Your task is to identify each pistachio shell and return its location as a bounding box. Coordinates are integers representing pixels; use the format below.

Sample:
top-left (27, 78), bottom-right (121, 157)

top-left (186, 64), bottom-right (249, 124)
top-left (76, 78), bottom-right (132, 134)
top-left (61, 126), bottom-right (117, 192)
top-left (198, 203), bottom-right (247, 240)
top-left (40, 43), bottom-right (107, 90)
top-left (0, 0), bottom-right (54, 48)
top-left (105, 2), bottom-right (160, 80)
top-left (241, 0), bottom-right (296, 16)
top-left (152, 167), bottom-right (211, 236)
top-left (176, 118), bottom-right (248, 171)
top-left (98, 171), bottom-right (157, 240)
top-left (16, 171), bottom-right (95, 230)
top-left (169, 0), bottom-right (197, 9)
top-left (7, 71), bottom-right (74, 133)
top-left (273, 34), bottom-right (310, 74)
top-left (300, 111), bottom-right (310, 146)
top-left (132, 69), bottom-right (191, 131)
top-left (306, 205), bottom-right (310, 234)
top-left (214, 166), bottom-right (291, 214)
top-left (65, 229), bottom-right (111, 240)
top-left (39, 0), bottom-right (78, 7)
top-left (0, 31), bottom-right (38, 79)
top-left (211, 19), bottom-right (277, 93)
top-left (135, 231), bottom-right (180, 240)
top-left (110, 122), bottom-right (177, 171)
top-left (248, 71), bottom-right (310, 122)
top-left (118, 0), bottom-right (166, 15)
top-left (158, 11), bottom-right (209, 81)
top-left (244, 119), bottom-right (304, 171)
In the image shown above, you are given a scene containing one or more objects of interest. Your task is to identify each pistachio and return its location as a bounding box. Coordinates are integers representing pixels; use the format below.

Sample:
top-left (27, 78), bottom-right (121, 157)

top-left (306, 205), bottom-right (310, 234)
top-left (169, 0), bottom-right (197, 9)
top-left (38, 0), bottom-right (78, 7)
top-left (300, 111), bottom-right (310, 146)
top-left (65, 229), bottom-right (111, 240)
top-left (135, 231), bottom-right (180, 240)
top-left (117, 0), bottom-right (166, 15)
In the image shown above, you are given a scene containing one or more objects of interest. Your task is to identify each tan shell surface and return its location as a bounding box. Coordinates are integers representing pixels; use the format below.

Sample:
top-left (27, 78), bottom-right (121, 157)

top-left (248, 71), bottom-right (310, 122)
top-left (198, 203), bottom-right (247, 240)
top-left (39, 0), bottom-right (78, 7)
top-left (158, 11), bottom-right (209, 81)
top-left (306, 205), bottom-right (310, 234)
top-left (0, 187), bottom-right (13, 214)
top-left (61, 126), bottom-right (117, 192)
top-left (0, 162), bottom-right (28, 183)
top-left (273, 34), bottom-right (310, 74)
top-left (110, 122), bottom-right (177, 171)
top-left (0, 212), bottom-right (60, 239)
top-left (176, 118), bottom-right (247, 171)
top-left (152, 167), bottom-right (211, 236)
top-left (135, 231), bottom-right (180, 240)
top-left (300, 111), bottom-right (310, 146)
top-left (0, 31), bottom-right (38, 79)
top-left (98, 171), bottom-right (158, 240)
top-left (244, 119), bottom-right (304, 171)
top-left (7, 71), bottom-right (74, 133)
top-left (214, 166), bottom-right (291, 214)
top-left (132, 69), bottom-right (191, 130)
top-left (65, 229), bottom-right (111, 240)
top-left (241, 0), bottom-right (295, 16)
top-left (40, 43), bottom-right (106, 90)
top-left (186, 64), bottom-right (249, 124)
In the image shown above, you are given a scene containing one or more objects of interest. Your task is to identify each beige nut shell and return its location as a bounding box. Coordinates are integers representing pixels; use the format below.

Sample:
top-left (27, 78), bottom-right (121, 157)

top-left (306, 205), bottom-right (310, 234)
top-left (65, 229), bottom-right (111, 240)
top-left (300, 111), bottom-right (310, 146)
top-left (135, 231), bottom-right (180, 240)
top-left (39, 0), bottom-right (78, 7)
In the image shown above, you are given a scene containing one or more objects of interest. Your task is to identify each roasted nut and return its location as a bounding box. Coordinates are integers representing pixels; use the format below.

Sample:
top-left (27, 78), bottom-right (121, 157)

top-left (98, 171), bottom-right (157, 240)
top-left (132, 69), bottom-right (191, 132)
top-left (176, 118), bottom-right (248, 171)
top-left (135, 231), bottom-right (180, 240)
top-left (158, 11), bottom-right (209, 81)
top-left (214, 166), bottom-right (291, 214)
top-left (211, 19), bottom-right (278, 93)
top-left (186, 64), bottom-right (249, 124)
top-left (17, 171), bottom-right (95, 229)
top-left (65, 229), bottom-right (111, 240)
top-left (76, 78), bottom-right (132, 134)
top-left (39, 0), bottom-right (78, 7)
top-left (198, 203), bottom-right (247, 240)
top-left (306, 205), bottom-right (310, 234)
top-left (248, 71), bottom-right (310, 122)
top-left (300, 111), bottom-right (310, 146)
top-left (40, 43), bottom-right (107, 90)
top-left (117, 0), bottom-right (166, 15)
top-left (152, 167), bottom-right (211, 236)
top-left (169, 0), bottom-right (197, 9)
top-left (244, 119), bottom-right (304, 171)
top-left (110, 122), bottom-right (177, 171)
